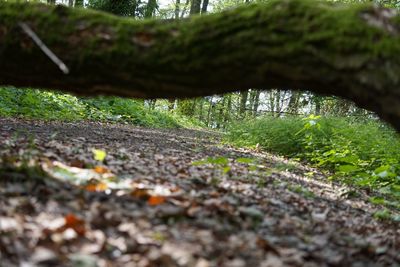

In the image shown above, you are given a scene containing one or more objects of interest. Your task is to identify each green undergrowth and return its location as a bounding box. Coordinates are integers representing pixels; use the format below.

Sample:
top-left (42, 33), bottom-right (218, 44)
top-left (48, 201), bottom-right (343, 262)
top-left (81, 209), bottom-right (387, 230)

top-left (226, 115), bottom-right (400, 211)
top-left (0, 87), bottom-right (203, 128)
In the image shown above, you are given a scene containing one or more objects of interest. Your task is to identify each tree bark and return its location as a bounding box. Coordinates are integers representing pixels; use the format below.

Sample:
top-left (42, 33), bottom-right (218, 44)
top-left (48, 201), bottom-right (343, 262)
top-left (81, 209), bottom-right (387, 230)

top-left (239, 91), bottom-right (248, 118)
top-left (0, 0), bottom-right (400, 129)
top-left (75, 0), bottom-right (84, 7)
top-left (252, 90), bottom-right (260, 117)
top-left (145, 0), bottom-right (158, 18)
top-left (175, 0), bottom-right (181, 19)
top-left (189, 0), bottom-right (201, 15)
top-left (201, 0), bottom-right (209, 14)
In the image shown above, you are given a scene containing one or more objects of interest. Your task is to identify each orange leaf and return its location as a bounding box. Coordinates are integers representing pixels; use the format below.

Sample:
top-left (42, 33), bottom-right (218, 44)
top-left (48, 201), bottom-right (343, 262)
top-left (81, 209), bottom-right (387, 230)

top-left (84, 182), bottom-right (108, 192)
top-left (93, 166), bottom-right (109, 174)
top-left (64, 214), bottom-right (86, 236)
top-left (148, 196), bottom-right (166, 206)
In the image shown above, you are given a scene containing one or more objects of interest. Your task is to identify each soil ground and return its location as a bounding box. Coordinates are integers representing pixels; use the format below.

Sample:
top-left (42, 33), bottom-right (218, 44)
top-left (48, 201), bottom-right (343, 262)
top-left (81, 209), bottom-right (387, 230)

top-left (0, 118), bottom-right (399, 267)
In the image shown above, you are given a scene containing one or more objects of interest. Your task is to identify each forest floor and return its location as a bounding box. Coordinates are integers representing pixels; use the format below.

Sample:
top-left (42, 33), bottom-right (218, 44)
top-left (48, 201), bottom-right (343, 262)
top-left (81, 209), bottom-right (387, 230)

top-left (0, 118), bottom-right (399, 267)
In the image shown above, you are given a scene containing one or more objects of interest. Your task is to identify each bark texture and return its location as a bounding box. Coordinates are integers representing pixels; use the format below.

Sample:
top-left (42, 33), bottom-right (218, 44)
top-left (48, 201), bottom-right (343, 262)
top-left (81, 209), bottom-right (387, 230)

top-left (0, 0), bottom-right (400, 129)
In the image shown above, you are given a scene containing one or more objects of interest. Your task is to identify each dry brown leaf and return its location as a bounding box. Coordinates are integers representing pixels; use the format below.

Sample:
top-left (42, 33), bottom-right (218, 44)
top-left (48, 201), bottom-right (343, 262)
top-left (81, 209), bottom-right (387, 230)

top-left (131, 188), bottom-right (150, 199)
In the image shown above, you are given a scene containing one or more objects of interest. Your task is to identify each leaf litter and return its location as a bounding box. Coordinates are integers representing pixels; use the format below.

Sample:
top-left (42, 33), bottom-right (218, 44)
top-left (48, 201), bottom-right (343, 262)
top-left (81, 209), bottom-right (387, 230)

top-left (0, 118), bottom-right (399, 267)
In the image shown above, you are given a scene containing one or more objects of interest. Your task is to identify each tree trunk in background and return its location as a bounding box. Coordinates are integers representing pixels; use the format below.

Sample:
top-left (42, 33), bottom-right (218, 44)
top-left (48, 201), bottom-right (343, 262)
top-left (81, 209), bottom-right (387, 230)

top-left (68, 0), bottom-right (75, 7)
top-left (1, 0), bottom-right (400, 130)
top-left (75, 0), bottom-right (84, 7)
top-left (239, 91), bottom-right (248, 119)
top-left (216, 97), bottom-right (226, 128)
top-left (268, 92), bottom-right (275, 116)
top-left (206, 99), bottom-right (213, 127)
top-left (201, 0), bottom-right (209, 14)
top-left (175, 0), bottom-right (181, 19)
top-left (47, 0), bottom-right (56, 4)
top-left (287, 91), bottom-right (300, 114)
top-left (189, 0), bottom-right (201, 15)
top-left (198, 98), bottom-right (204, 120)
top-left (315, 100), bottom-right (321, 115)
top-left (275, 90), bottom-right (281, 117)
top-left (252, 91), bottom-right (260, 117)
top-left (145, 0), bottom-right (158, 18)
top-left (312, 95), bottom-right (323, 115)
top-left (181, 0), bottom-right (190, 18)
top-left (225, 94), bottom-right (232, 123)
top-left (248, 89), bottom-right (255, 117)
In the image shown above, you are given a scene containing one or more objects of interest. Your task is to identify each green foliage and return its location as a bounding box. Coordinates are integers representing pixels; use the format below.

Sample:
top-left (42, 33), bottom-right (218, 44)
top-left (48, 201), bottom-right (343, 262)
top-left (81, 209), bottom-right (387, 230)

top-left (87, 0), bottom-right (137, 16)
top-left (227, 115), bottom-right (400, 206)
top-left (0, 87), bottom-right (201, 129)
top-left (192, 156), bottom-right (231, 174)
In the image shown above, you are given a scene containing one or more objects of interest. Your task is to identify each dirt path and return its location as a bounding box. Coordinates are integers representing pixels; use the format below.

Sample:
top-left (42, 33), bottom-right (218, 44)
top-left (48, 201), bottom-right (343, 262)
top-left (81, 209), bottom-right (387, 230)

top-left (0, 118), bottom-right (399, 267)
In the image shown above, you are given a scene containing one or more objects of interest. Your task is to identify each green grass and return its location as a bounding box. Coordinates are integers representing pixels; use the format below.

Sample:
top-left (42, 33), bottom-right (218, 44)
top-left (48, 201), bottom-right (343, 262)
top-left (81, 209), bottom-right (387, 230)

top-left (0, 87), bottom-right (203, 128)
top-left (226, 115), bottom-right (400, 209)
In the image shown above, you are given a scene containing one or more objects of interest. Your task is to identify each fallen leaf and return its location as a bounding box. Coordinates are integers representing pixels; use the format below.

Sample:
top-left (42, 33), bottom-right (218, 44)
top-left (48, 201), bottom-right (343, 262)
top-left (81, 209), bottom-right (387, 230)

top-left (148, 196), bottom-right (166, 206)
top-left (92, 149), bottom-right (106, 162)
top-left (131, 188), bottom-right (150, 199)
top-left (256, 237), bottom-right (280, 255)
top-left (84, 182), bottom-right (108, 192)
top-left (64, 214), bottom-right (86, 236)
top-left (93, 166), bottom-right (109, 174)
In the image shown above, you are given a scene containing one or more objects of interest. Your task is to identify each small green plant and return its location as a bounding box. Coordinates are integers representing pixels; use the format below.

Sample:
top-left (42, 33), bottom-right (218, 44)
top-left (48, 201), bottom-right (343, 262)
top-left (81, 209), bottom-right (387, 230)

top-left (226, 115), bottom-right (400, 207)
top-left (0, 87), bottom-right (203, 129)
top-left (373, 209), bottom-right (392, 221)
top-left (288, 184), bottom-right (315, 199)
top-left (192, 156), bottom-right (231, 174)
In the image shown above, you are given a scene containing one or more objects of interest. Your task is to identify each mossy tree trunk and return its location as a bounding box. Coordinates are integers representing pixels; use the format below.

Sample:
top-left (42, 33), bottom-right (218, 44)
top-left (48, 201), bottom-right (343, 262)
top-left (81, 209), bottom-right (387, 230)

top-left (0, 0), bottom-right (400, 129)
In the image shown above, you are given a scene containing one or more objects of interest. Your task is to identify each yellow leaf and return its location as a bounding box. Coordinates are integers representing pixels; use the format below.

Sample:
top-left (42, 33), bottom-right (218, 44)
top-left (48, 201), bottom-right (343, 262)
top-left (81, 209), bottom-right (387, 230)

top-left (92, 149), bottom-right (107, 162)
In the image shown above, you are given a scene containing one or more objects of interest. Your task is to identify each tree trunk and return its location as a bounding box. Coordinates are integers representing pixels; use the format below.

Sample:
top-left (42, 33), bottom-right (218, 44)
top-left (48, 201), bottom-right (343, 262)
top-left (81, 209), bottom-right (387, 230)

top-left (198, 98), bottom-right (204, 120)
top-left (287, 91), bottom-right (300, 114)
top-left (275, 90), bottom-right (281, 117)
top-left (239, 90), bottom-right (248, 119)
top-left (206, 99), bottom-right (213, 127)
top-left (180, 0), bottom-right (190, 18)
top-left (201, 0), bottom-right (209, 14)
top-left (225, 94), bottom-right (232, 123)
top-left (252, 90), bottom-right (260, 117)
top-left (175, 0), bottom-right (181, 19)
top-left (75, 0), bottom-right (84, 7)
top-left (1, 0), bottom-right (400, 129)
top-left (248, 89), bottom-right (255, 117)
top-left (189, 0), bottom-right (201, 15)
top-left (145, 0), bottom-right (158, 18)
